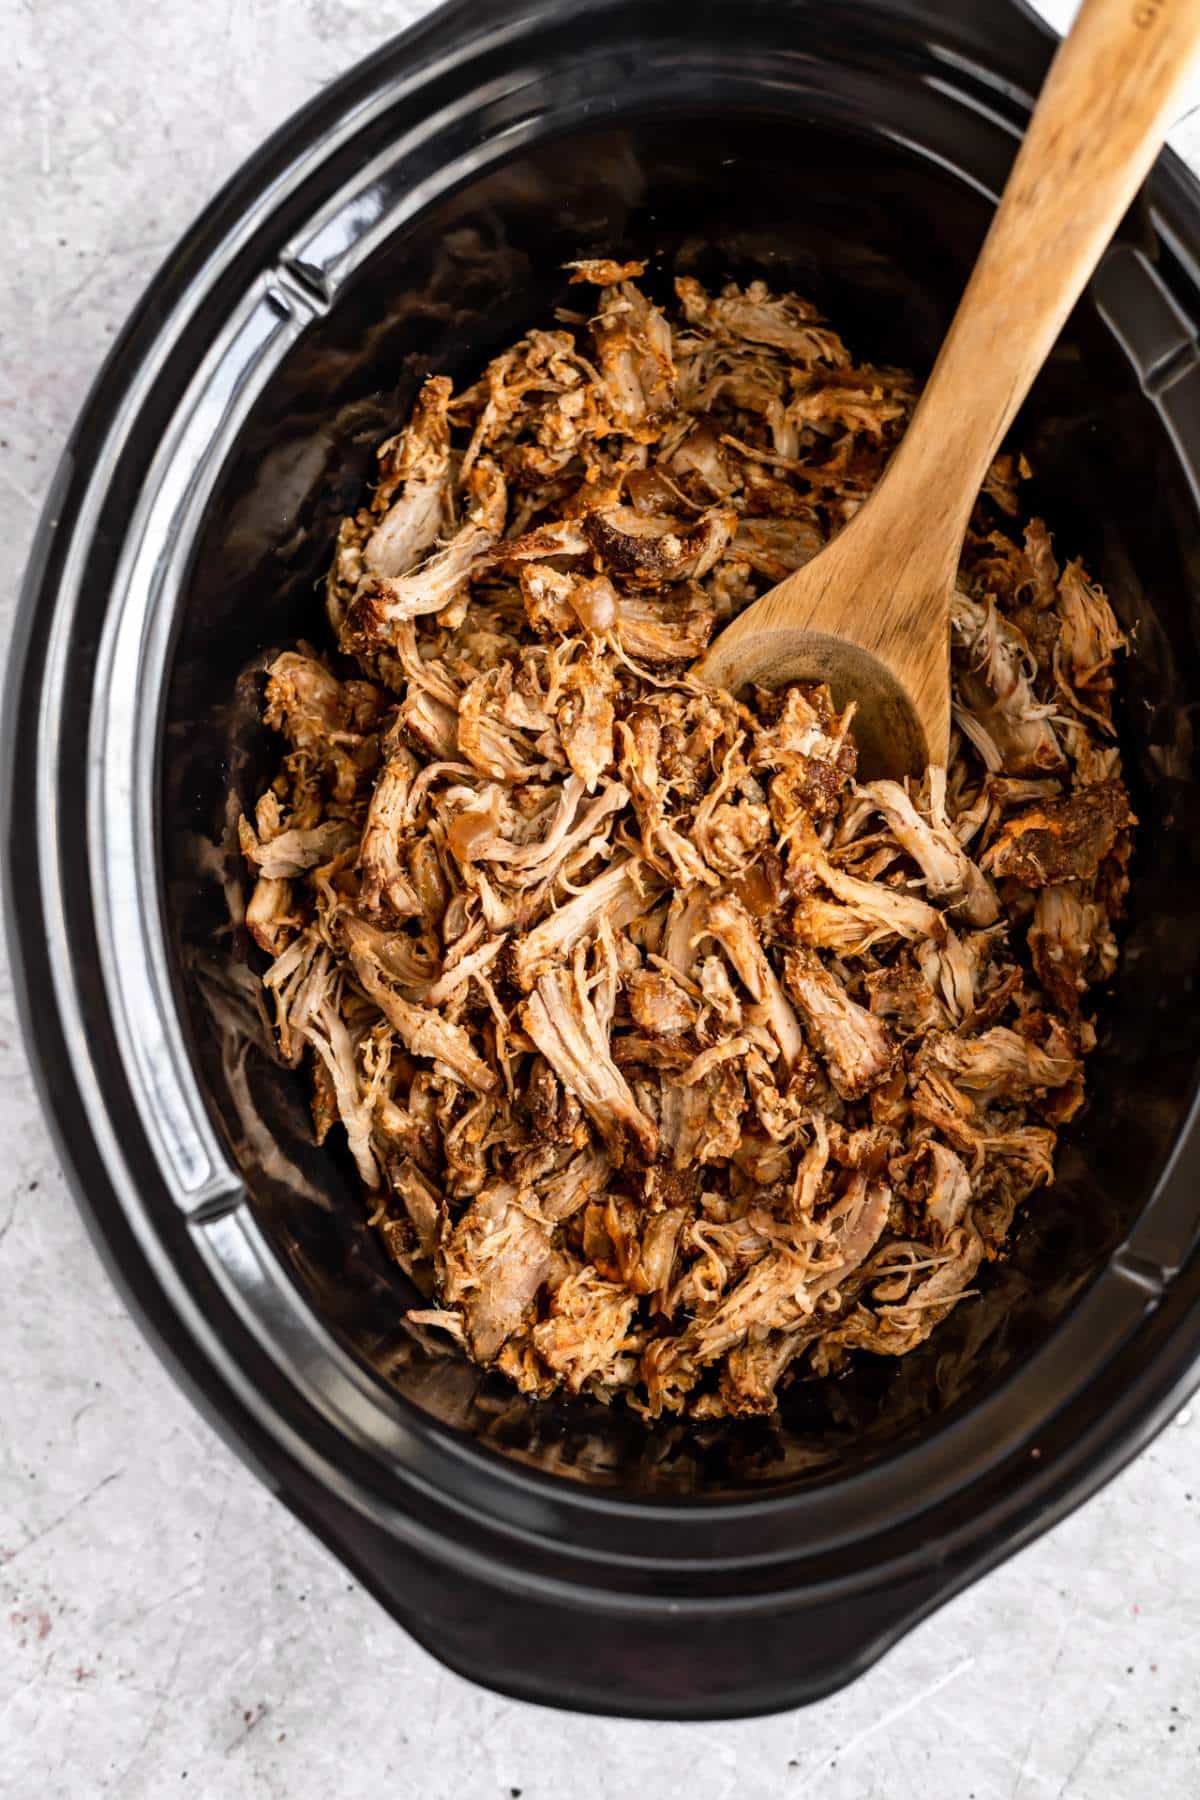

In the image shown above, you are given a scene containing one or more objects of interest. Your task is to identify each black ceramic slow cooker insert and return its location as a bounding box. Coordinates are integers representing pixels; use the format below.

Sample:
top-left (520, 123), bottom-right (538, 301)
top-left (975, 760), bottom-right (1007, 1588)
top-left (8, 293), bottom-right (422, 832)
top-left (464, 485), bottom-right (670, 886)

top-left (6, 0), bottom-right (1200, 1719)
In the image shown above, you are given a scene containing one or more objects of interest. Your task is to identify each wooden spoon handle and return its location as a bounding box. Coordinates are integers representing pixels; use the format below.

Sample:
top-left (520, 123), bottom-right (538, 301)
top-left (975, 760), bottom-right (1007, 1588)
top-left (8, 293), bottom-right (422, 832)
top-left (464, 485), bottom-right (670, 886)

top-left (874, 0), bottom-right (1200, 558)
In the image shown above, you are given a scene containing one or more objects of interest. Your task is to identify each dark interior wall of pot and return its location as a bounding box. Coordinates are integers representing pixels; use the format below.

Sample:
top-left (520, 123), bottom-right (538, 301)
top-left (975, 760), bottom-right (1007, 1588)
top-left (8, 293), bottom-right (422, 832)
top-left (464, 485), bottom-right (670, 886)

top-left (163, 113), bottom-right (1200, 1492)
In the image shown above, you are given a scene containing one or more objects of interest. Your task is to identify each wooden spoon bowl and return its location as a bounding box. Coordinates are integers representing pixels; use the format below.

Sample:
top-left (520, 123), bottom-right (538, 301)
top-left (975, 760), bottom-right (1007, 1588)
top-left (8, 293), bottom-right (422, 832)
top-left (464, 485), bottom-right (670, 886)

top-left (699, 620), bottom-right (936, 782)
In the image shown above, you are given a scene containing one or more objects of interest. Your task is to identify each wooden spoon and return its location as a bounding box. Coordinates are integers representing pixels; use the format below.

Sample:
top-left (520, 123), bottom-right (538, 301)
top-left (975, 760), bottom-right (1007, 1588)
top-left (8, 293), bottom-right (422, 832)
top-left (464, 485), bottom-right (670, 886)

top-left (696, 0), bottom-right (1200, 777)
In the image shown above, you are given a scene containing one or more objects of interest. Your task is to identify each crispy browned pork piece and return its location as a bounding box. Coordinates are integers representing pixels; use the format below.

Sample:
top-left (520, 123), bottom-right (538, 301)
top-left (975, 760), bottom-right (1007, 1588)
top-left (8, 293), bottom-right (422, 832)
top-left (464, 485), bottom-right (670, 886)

top-left (240, 263), bottom-right (1134, 1418)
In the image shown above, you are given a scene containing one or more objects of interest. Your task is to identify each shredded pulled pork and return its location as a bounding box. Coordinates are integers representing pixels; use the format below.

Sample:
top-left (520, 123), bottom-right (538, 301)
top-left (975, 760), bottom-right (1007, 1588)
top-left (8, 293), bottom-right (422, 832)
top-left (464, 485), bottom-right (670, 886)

top-left (239, 265), bottom-right (1134, 1419)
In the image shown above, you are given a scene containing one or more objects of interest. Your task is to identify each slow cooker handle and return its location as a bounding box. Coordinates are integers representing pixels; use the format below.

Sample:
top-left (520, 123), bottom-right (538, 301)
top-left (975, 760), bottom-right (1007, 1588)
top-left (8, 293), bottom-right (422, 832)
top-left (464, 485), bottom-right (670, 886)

top-left (317, 1498), bottom-right (955, 1717)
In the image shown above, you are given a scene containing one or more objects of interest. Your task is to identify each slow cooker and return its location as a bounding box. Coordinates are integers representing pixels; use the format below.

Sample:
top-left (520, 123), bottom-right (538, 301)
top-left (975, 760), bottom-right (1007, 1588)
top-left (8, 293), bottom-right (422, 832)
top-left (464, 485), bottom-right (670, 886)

top-left (6, 0), bottom-right (1200, 1718)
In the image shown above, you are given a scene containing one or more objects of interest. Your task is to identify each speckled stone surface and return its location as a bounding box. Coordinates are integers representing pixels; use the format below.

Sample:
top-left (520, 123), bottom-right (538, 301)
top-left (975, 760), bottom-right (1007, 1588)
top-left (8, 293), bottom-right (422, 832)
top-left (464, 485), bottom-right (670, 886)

top-left (2, 1), bottom-right (1199, 1793)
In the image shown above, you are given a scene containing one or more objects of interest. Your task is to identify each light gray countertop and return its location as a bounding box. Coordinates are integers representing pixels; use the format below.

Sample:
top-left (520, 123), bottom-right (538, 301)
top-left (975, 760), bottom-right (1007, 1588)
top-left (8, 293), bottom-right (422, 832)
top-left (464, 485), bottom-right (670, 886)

top-left (2, 1), bottom-right (1198, 1793)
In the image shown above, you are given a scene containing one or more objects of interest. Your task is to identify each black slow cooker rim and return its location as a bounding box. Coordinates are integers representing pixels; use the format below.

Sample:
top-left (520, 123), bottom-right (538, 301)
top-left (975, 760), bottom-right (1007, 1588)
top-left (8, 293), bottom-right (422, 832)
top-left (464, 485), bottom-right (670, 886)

top-left (6, 0), bottom-right (1200, 1708)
